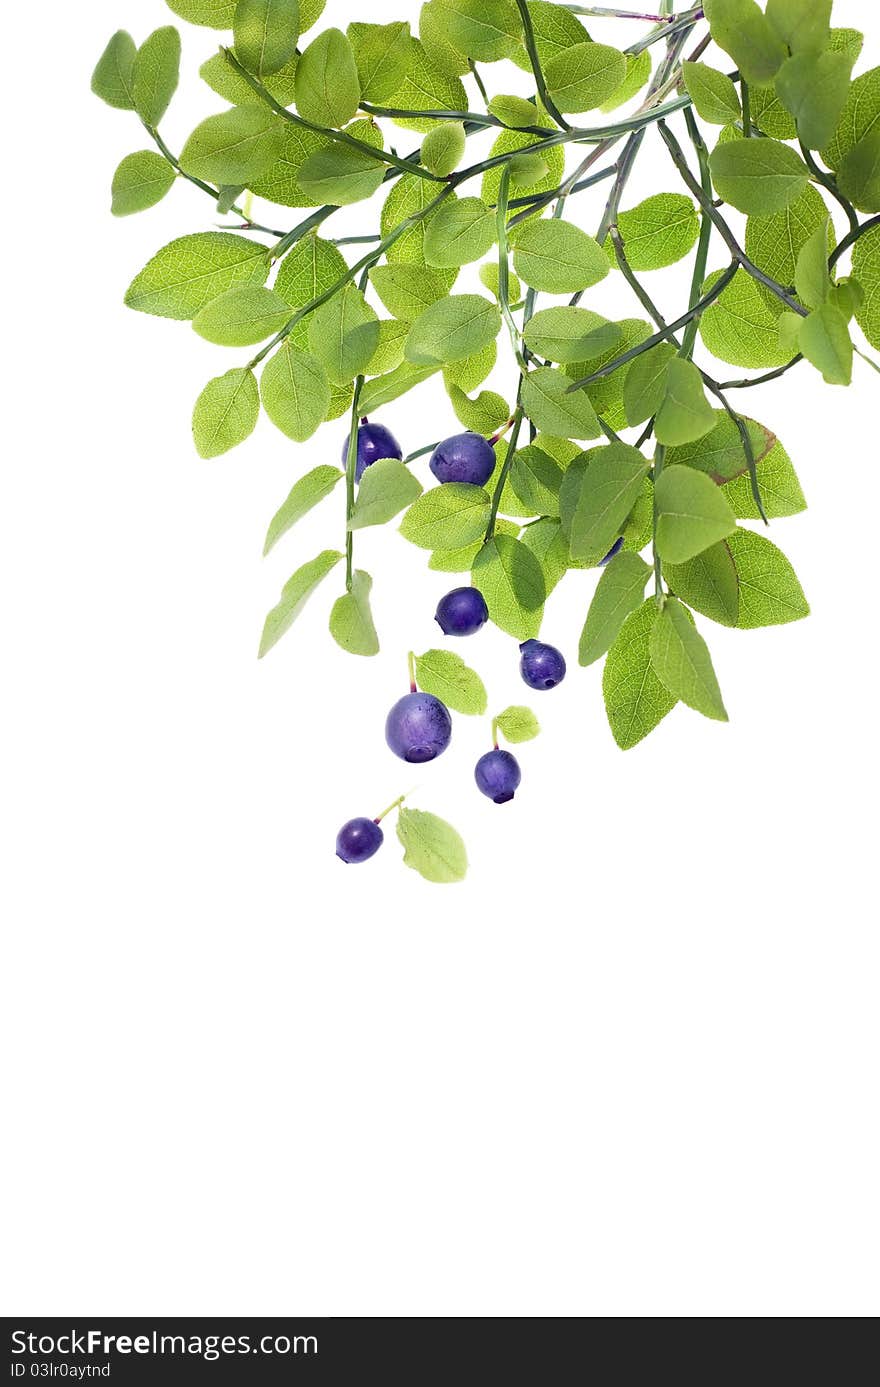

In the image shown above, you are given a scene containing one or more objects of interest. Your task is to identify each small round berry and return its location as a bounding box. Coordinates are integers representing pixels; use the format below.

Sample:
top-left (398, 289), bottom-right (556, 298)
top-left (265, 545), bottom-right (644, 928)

top-left (385, 692), bottom-right (452, 763)
top-left (429, 432), bottom-right (495, 486)
top-left (519, 639), bottom-right (567, 691)
top-left (600, 536), bottom-right (624, 566)
top-left (336, 817), bottom-right (384, 864)
top-left (435, 586), bottom-right (489, 637)
top-left (475, 749), bottom-right (522, 804)
top-left (342, 420), bottom-right (403, 481)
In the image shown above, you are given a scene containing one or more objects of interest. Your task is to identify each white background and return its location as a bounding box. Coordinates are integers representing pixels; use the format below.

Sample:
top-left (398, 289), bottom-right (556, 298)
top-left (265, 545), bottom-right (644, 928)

top-left (2, 0), bottom-right (878, 1317)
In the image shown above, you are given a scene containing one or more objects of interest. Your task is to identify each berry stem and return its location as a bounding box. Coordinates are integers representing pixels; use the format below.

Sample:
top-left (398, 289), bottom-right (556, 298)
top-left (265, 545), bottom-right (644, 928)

top-left (374, 794), bottom-right (406, 824)
top-left (491, 716), bottom-right (500, 750)
top-left (407, 651), bottom-right (418, 693)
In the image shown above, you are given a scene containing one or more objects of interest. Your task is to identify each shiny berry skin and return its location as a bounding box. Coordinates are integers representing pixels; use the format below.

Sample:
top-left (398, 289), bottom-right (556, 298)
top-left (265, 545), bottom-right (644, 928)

top-left (336, 817), bottom-right (383, 864)
top-left (435, 586), bottom-right (489, 637)
top-left (341, 420), bottom-right (403, 481)
top-left (429, 432), bottom-right (495, 486)
top-left (600, 536), bottom-right (624, 566)
top-left (385, 692), bottom-right (452, 763)
top-left (475, 749), bottom-right (521, 804)
top-left (519, 639), bottom-right (567, 691)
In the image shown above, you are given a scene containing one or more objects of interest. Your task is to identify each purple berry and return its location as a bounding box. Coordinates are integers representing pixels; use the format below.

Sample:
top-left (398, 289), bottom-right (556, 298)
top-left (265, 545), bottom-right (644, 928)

top-left (342, 419), bottom-right (403, 481)
top-left (600, 536), bottom-right (624, 566)
top-left (475, 749), bottom-right (521, 804)
top-left (435, 586), bottom-right (489, 637)
top-left (336, 817), bottom-right (384, 864)
top-left (429, 432), bottom-right (495, 486)
top-left (385, 692), bottom-right (452, 763)
top-left (519, 639), bottom-right (566, 691)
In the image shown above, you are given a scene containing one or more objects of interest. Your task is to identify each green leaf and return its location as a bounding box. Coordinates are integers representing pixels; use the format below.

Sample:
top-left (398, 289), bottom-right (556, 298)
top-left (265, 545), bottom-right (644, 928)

top-left (521, 367), bottom-right (601, 441)
top-left (349, 459), bottom-right (422, 529)
top-left (259, 549), bottom-right (343, 657)
top-left (654, 358), bottom-right (716, 448)
top-left (649, 598), bottom-right (728, 722)
top-left (414, 649), bottom-right (487, 715)
top-left (385, 38), bottom-right (467, 133)
top-left (369, 264), bottom-right (452, 320)
top-left (487, 93), bottom-right (540, 128)
top-left (852, 224), bottom-right (880, 350)
top-left (297, 141), bottom-right (385, 205)
top-left (329, 569), bottom-right (379, 655)
top-left (133, 26), bottom-right (181, 125)
top-left (405, 295), bottom-right (501, 367)
top-left (600, 49), bottom-right (651, 113)
top-left (193, 284), bottom-right (291, 345)
top-left (744, 184), bottom-right (834, 304)
top-left (413, 6), bottom-right (469, 81)
top-left (234, 0), bottom-right (300, 78)
top-left (400, 484), bottom-right (491, 549)
top-left (655, 465), bottom-right (737, 563)
top-left (91, 31), bottom-right (137, 110)
top-left (424, 198), bottom-right (497, 269)
top-left (602, 599), bottom-right (678, 750)
top-left (838, 129), bottom-right (880, 213)
top-left (523, 307), bottom-right (620, 364)
top-left (165, 1), bottom-right (236, 26)
top-left (569, 444), bottom-right (649, 562)
top-left (274, 233), bottom-right (348, 334)
top-left (308, 285), bottom-right (379, 385)
top-left (366, 319), bottom-right (410, 375)
top-left (428, 518), bottom-right (518, 573)
top-left (579, 550), bottom-right (651, 666)
top-left (396, 808), bottom-right (467, 884)
top-left (766, 0), bottom-right (832, 55)
top-left (622, 342), bottom-right (677, 427)
top-left (703, 0), bottom-right (786, 85)
top-left (518, 519), bottom-right (570, 593)
top-left (823, 65), bottom-right (880, 174)
top-left (471, 535), bottom-right (545, 640)
top-left (664, 409), bottom-right (775, 483)
top-left (295, 28), bottom-right (360, 127)
top-left (481, 108), bottom-right (565, 210)
top-left (794, 222), bottom-right (832, 309)
top-left (572, 317), bottom-right (651, 430)
top-left (512, 1), bottom-right (590, 70)
top-left (448, 385), bottom-right (510, 435)
top-left (111, 151), bottom-right (176, 216)
top-left (775, 48), bottom-right (855, 151)
top-left (201, 49), bottom-right (299, 106)
top-left (360, 361), bottom-right (440, 411)
top-left (348, 21), bottom-right (412, 101)
top-left (494, 705), bottom-right (541, 742)
top-left (664, 542), bottom-right (740, 627)
top-left (260, 344), bottom-right (330, 440)
top-left (681, 61), bottom-right (741, 126)
top-left (507, 445), bottom-right (564, 518)
top-left (725, 529), bottom-right (809, 627)
top-left (798, 302), bottom-right (853, 385)
top-left (723, 437), bottom-right (806, 520)
top-left (512, 218), bottom-right (609, 293)
top-left (192, 368), bottom-right (260, 459)
top-left (699, 268), bottom-right (789, 369)
top-left (709, 138), bottom-right (810, 215)
top-left (421, 121), bottom-right (466, 177)
top-left (434, 0), bottom-right (520, 63)
top-left (179, 106), bottom-right (283, 185)
top-left (263, 465), bottom-right (342, 554)
top-left (443, 342), bottom-right (497, 393)
top-left (611, 193), bottom-right (700, 272)
top-left (125, 232), bottom-right (270, 321)
top-left (544, 42), bottom-right (627, 114)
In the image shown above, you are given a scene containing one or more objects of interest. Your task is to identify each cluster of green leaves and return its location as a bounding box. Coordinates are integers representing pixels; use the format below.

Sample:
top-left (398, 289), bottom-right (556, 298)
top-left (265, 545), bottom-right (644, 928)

top-left (92, 0), bottom-right (877, 778)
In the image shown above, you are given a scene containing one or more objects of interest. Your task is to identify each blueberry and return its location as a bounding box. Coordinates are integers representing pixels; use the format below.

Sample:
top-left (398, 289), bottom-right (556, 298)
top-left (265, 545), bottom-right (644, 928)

top-left (429, 432), bottom-right (495, 486)
top-left (475, 749), bottom-right (521, 804)
top-left (600, 536), bottom-right (624, 566)
top-left (385, 692), bottom-right (452, 763)
top-left (342, 419), bottom-right (403, 481)
top-left (519, 639), bottom-right (566, 690)
top-left (336, 817), bottom-right (383, 864)
top-left (435, 586), bottom-right (489, 637)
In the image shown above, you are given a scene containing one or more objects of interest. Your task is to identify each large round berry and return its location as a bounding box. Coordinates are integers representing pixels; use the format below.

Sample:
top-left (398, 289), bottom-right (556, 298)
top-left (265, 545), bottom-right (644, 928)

top-left (341, 420), bottom-right (403, 481)
top-left (519, 639), bottom-right (566, 691)
top-left (385, 692), bottom-right (452, 763)
top-left (435, 586), bottom-right (489, 637)
top-left (336, 817), bottom-right (383, 864)
top-left (600, 536), bottom-right (624, 566)
top-left (429, 432), bottom-right (495, 486)
top-left (475, 749), bottom-right (521, 804)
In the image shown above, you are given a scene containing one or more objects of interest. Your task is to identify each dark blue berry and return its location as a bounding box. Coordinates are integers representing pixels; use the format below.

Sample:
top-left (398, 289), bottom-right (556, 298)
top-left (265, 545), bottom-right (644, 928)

top-left (342, 419), bottom-right (403, 481)
top-left (429, 432), bottom-right (495, 486)
top-left (519, 639), bottom-right (566, 690)
top-left (600, 536), bottom-right (624, 565)
top-left (385, 692), bottom-right (452, 763)
top-left (336, 817), bottom-right (384, 864)
top-left (435, 586), bottom-right (489, 637)
top-left (475, 749), bottom-right (522, 804)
